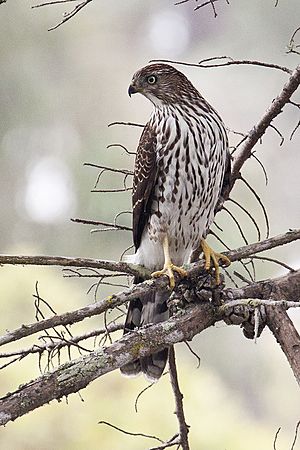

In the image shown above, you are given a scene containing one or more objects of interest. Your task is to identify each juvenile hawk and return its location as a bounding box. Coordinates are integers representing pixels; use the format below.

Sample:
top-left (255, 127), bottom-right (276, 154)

top-left (121, 63), bottom-right (230, 381)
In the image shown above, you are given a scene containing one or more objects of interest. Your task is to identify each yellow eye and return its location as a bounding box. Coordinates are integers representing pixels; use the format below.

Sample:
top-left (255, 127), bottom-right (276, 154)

top-left (147, 75), bottom-right (157, 85)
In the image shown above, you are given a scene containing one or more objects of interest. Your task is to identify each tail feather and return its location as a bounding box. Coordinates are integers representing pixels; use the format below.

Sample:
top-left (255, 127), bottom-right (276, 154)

top-left (120, 279), bottom-right (169, 381)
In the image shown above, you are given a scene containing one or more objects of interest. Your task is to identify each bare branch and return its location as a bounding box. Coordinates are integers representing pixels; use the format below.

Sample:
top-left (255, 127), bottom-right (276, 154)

top-left (0, 254), bottom-right (146, 277)
top-left (291, 421), bottom-right (300, 450)
top-left (0, 229), bottom-right (299, 346)
top-left (32, 0), bottom-right (78, 8)
top-left (228, 198), bottom-right (261, 241)
top-left (0, 323), bottom-right (123, 359)
top-left (83, 162), bottom-right (133, 176)
top-left (108, 121), bottom-right (144, 128)
top-left (168, 347), bottom-right (190, 450)
top-left (239, 176), bottom-right (270, 238)
top-left (228, 64), bottom-right (300, 194)
top-left (266, 308), bottom-right (300, 387)
top-left (149, 56), bottom-right (292, 75)
top-left (71, 217), bottom-right (132, 232)
top-left (106, 143), bottom-right (135, 156)
top-left (0, 301), bottom-right (218, 425)
top-left (287, 27), bottom-right (300, 55)
top-left (46, 0), bottom-right (92, 31)
top-left (98, 420), bottom-right (163, 444)
top-left (1, 265), bottom-right (300, 423)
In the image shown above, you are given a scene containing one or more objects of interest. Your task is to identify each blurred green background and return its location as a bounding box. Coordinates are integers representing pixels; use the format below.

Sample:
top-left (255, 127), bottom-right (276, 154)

top-left (0, 0), bottom-right (300, 448)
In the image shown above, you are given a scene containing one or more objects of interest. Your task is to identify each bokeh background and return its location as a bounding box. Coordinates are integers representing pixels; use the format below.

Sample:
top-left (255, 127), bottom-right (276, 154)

top-left (1, 0), bottom-right (300, 448)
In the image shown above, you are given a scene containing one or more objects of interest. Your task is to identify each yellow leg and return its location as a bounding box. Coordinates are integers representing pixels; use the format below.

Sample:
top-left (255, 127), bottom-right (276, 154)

top-left (152, 236), bottom-right (187, 289)
top-left (201, 239), bottom-right (231, 285)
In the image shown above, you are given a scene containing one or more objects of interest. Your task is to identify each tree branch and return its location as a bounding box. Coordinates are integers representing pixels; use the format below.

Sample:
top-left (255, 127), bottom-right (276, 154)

top-left (0, 301), bottom-right (217, 426)
top-left (0, 254), bottom-right (147, 278)
top-left (168, 347), bottom-right (190, 450)
top-left (0, 229), bottom-right (299, 347)
top-left (266, 308), bottom-right (300, 387)
top-left (228, 64), bottom-right (300, 195)
top-left (2, 261), bottom-right (300, 426)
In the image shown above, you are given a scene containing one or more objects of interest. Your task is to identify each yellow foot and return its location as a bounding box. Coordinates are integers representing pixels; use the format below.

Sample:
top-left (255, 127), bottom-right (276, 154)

top-left (152, 262), bottom-right (187, 289)
top-left (201, 239), bottom-right (231, 285)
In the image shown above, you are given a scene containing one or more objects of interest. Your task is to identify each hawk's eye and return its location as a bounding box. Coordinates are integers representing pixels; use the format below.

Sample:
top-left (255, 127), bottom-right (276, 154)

top-left (147, 75), bottom-right (157, 85)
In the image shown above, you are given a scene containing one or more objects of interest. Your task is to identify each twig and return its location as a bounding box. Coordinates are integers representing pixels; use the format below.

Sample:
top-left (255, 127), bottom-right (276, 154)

top-left (98, 420), bottom-right (163, 443)
top-left (149, 56), bottom-right (292, 75)
top-left (287, 27), bottom-right (300, 55)
top-left (134, 383), bottom-right (154, 413)
top-left (194, 0), bottom-right (228, 15)
top-left (168, 347), bottom-right (190, 450)
top-left (91, 187), bottom-right (132, 193)
top-left (291, 421), bottom-right (300, 450)
top-left (108, 121), bottom-right (144, 128)
top-left (184, 342), bottom-right (201, 368)
top-left (47, 0), bottom-right (92, 31)
top-left (83, 162), bottom-right (133, 176)
top-left (32, 0), bottom-right (77, 8)
top-left (71, 217), bottom-right (132, 232)
top-left (0, 324), bottom-right (123, 359)
top-left (149, 434), bottom-right (180, 450)
top-left (250, 255), bottom-right (295, 272)
top-left (228, 198), bottom-right (261, 241)
top-left (239, 176), bottom-right (270, 238)
top-left (273, 427), bottom-right (281, 450)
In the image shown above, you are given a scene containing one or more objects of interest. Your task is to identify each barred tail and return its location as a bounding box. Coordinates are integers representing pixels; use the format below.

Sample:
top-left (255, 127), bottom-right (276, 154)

top-left (120, 278), bottom-right (169, 381)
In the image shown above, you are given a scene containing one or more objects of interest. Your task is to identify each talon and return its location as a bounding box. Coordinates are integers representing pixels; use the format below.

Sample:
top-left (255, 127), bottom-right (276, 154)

top-left (200, 239), bottom-right (231, 285)
top-left (152, 263), bottom-right (187, 289)
top-left (151, 236), bottom-right (187, 289)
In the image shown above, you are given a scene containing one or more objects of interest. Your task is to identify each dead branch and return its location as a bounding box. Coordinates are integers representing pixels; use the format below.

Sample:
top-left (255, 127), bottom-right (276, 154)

top-left (0, 227), bottom-right (298, 273)
top-left (228, 63), bottom-right (300, 195)
top-left (1, 262), bottom-right (300, 426)
top-left (266, 308), bottom-right (300, 387)
top-left (71, 217), bottom-right (132, 232)
top-left (98, 420), bottom-right (163, 444)
top-left (168, 347), bottom-right (190, 450)
top-left (43, 0), bottom-right (93, 31)
top-left (0, 301), bottom-right (218, 426)
top-left (0, 229), bottom-right (299, 347)
top-left (0, 254), bottom-right (147, 277)
top-left (149, 56), bottom-right (292, 75)
top-left (287, 27), bottom-right (300, 55)
top-left (83, 162), bottom-right (133, 176)
top-left (0, 323), bottom-right (123, 359)
top-left (108, 121), bottom-right (144, 128)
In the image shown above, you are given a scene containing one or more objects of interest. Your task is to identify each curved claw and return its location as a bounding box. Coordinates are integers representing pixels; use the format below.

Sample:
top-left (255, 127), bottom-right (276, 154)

top-left (201, 239), bottom-right (231, 284)
top-left (152, 263), bottom-right (187, 289)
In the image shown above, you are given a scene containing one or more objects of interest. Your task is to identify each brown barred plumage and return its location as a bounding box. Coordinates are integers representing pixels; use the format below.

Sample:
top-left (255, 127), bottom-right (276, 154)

top-left (121, 63), bottom-right (230, 381)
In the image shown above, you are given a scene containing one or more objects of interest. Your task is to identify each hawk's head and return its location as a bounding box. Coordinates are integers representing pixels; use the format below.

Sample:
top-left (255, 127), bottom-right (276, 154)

top-left (128, 63), bottom-right (197, 106)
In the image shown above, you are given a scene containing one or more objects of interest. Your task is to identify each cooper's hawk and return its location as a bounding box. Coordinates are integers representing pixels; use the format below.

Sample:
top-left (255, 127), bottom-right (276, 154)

top-left (121, 63), bottom-right (230, 381)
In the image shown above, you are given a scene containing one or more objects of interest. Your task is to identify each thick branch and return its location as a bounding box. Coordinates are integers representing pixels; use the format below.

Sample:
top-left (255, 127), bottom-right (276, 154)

top-left (266, 308), bottom-right (300, 387)
top-left (0, 302), bottom-right (217, 426)
top-left (223, 269), bottom-right (300, 304)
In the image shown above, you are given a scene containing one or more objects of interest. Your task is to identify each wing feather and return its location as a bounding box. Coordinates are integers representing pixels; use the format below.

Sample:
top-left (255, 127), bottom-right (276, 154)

top-left (132, 123), bottom-right (157, 250)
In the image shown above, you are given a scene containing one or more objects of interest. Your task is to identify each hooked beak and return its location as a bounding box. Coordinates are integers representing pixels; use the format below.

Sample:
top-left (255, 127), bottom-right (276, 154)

top-left (128, 84), bottom-right (138, 97)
